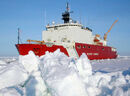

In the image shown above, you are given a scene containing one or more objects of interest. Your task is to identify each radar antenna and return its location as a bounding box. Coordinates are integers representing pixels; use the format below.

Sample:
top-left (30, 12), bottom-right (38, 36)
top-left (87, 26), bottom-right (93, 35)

top-left (66, 2), bottom-right (69, 12)
top-left (62, 2), bottom-right (72, 23)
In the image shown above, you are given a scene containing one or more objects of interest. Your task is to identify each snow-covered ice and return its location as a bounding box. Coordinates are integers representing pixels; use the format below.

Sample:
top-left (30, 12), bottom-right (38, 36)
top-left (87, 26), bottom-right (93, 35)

top-left (0, 50), bottom-right (130, 96)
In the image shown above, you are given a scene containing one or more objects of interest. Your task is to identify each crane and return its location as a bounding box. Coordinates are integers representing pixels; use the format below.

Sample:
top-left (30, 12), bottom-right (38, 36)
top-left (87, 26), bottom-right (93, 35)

top-left (103, 20), bottom-right (118, 41)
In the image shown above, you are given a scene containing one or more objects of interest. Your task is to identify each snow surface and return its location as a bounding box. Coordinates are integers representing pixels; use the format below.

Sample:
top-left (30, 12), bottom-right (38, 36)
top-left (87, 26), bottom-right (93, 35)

top-left (0, 50), bottom-right (130, 96)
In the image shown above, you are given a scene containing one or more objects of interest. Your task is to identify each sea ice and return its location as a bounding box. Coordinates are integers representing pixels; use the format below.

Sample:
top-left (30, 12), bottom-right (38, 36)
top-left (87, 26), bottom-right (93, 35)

top-left (0, 50), bottom-right (130, 96)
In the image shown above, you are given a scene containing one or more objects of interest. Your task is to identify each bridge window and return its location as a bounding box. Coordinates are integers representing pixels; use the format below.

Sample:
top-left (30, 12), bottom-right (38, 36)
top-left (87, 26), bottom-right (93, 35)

top-left (54, 27), bottom-right (58, 30)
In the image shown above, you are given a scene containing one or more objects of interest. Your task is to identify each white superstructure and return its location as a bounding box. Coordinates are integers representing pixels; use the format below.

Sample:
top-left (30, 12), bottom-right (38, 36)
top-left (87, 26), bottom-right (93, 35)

top-left (42, 3), bottom-right (106, 48)
top-left (42, 23), bottom-right (94, 44)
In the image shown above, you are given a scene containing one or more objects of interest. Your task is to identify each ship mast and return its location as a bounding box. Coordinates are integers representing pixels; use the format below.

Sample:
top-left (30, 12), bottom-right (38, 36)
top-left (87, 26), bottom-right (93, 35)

top-left (18, 28), bottom-right (20, 44)
top-left (62, 2), bottom-right (71, 23)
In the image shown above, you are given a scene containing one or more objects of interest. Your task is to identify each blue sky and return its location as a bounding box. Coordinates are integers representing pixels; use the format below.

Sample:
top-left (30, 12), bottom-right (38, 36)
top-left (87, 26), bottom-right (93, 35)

top-left (0, 0), bottom-right (130, 56)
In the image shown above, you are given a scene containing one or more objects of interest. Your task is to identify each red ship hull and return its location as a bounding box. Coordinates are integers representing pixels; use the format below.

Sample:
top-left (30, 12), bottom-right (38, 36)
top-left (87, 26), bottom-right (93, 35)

top-left (75, 43), bottom-right (117, 60)
top-left (16, 43), bottom-right (117, 60)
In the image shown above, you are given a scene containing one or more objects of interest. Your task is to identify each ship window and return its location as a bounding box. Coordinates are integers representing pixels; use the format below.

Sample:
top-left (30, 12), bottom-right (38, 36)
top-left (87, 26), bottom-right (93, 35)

top-left (102, 48), bottom-right (104, 51)
top-left (54, 27), bottom-right (58, 30)
top-left (83, 45), bottom-right (86, 48)
top-left (33, 48), bottom-right (40, 54)
top-left (33, 48), bottom-right (40, 50)
top-left (88, 46), bottom-right (91, 48)
top-left (68, 40), bottom-right (70, 43)
top-left (77, 45), bottom-right (81, 49)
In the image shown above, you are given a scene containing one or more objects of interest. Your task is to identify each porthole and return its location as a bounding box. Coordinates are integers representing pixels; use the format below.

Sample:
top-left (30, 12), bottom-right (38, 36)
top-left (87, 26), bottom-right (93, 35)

top-left (33, 48), bottom-right (39, 54)
top-left (88, 46), bottom-right (91, 48)
top-left (102, 48), bottom-right (104, 51)
top-left (83, 45), bottom-right (86, 48)
top-left (77, 45), bottom-right (81, 49)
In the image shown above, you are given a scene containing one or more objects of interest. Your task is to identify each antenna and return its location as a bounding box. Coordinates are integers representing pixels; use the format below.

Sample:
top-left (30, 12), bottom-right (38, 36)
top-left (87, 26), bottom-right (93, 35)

top-left (79, 12), bottom-right (81, 24)
top-left (66, 2), bottom-right (69, 12)
top-left (18, 28), bottom-right (20, 44)
top-left (44, 9), bottom-right (46, 27)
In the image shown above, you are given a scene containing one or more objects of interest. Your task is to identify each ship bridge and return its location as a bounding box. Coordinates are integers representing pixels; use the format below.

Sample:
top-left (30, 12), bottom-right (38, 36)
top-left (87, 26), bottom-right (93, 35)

top-left (46, 23), bottom-right (82, 31)
top-left (46, 23), bottom-right (82, 28)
